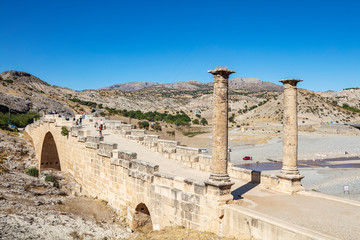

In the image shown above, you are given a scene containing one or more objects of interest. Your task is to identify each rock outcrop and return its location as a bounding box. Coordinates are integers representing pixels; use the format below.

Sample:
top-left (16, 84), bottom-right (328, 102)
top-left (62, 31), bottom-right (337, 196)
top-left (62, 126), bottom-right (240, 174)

top-left (0, 92), bottom-right (31, 113)
top-left (0, 71), bottom-right (74, 116)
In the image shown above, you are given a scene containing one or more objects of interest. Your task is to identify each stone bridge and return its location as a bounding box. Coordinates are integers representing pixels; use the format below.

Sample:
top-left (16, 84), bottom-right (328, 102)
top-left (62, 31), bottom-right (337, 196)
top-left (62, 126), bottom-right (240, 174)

top-left (26, 115), bottom-right (241, 232)
top-left (24, 69), bottom-right (360, 239)
top-left (24, 116), bottom-right (360, 240)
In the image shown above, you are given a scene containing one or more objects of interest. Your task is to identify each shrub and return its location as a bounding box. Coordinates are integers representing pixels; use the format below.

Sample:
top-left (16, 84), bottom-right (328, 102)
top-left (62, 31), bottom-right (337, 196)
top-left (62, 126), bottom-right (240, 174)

top-left (152, 123), bottom-right (162, 131)
top-left (138, 121), bottom-right (149, 130)
top-left (200, 118), bottom-right (208, 126)
top-left (192, 119), bottom-right (199, 125)
top-left (45, 174), bottom-right (59, 188)
top-left (25, 167), bottom-right (39, 177)
top-left (61, 126), bottom-right (69, 136)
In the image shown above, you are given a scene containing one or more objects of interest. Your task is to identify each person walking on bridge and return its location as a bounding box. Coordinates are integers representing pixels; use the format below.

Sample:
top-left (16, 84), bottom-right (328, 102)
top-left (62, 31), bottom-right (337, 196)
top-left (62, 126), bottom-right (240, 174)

top-left (99, 124), bottom-right (103, 137)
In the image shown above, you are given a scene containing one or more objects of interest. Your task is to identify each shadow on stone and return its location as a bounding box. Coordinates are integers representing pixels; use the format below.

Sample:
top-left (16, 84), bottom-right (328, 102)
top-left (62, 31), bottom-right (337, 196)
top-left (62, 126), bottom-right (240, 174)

top-left (231, 171), bottom-right (260, 200)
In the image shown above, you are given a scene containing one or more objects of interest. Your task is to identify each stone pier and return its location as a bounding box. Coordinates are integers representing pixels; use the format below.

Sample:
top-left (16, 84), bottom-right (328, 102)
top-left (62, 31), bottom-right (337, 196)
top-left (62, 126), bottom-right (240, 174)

top-left (277, 79), bottom-right (304, 194)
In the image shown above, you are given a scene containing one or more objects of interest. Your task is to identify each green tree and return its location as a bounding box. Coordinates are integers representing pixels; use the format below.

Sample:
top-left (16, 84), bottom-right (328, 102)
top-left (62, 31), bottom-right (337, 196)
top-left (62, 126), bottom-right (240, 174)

top-left (200, 118), bottom-right (208, 126)
top-left (152, 123), bottom-right (162, 131)
top-left (138, 121), bottom-right (149, 130)
top-left (192, 119), bottom-right (199, 125)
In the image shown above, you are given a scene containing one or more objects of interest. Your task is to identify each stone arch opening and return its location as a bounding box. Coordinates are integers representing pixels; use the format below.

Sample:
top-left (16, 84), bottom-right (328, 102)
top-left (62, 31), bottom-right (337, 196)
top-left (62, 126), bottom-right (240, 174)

top-left (132, 203), bottom-right (153, 231)
top-left (40, 132), bottom-right (61, 171)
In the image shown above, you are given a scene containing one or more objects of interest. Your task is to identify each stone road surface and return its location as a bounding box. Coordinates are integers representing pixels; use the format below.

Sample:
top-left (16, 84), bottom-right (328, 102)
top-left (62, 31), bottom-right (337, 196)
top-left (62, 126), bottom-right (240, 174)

top-left (87, 124), bottom-right (360, 240)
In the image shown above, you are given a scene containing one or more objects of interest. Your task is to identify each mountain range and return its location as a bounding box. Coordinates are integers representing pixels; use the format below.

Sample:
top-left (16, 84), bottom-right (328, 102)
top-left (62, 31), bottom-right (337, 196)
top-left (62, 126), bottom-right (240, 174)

top-left (1, 70), bottom-right (360, 126)
top-left (101, 78), bottom-right (283, 92)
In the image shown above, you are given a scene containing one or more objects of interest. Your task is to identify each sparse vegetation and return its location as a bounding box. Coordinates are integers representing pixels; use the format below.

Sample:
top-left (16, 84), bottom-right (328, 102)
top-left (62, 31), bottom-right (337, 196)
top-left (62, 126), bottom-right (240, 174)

top-left (138, 121), bottom-right (149, 130)
top-left (229, 113), bottom-right (235, 123)
top-left (44, 173), bottom-right (59, 188)
top-left (192, 119), bottom-right (199, 125)
top-left (341, 103), bottom-right (360, 113)
top-left (0, 111), bottom-right (40, 128)
top-left (61, 126), bottom-right (69, 136)
top-left (105, 108), bottom-right (192, 126)
top-left (69, 98), bottom-right (97, 108)
top-left (151, 123), bottom-right (162, 131)
top-left (182, 131), bottom-right (208, 138)
top-left (200, 118), bottom-right (208, 126)
top-left (25, 167), bottom-right (39, 177)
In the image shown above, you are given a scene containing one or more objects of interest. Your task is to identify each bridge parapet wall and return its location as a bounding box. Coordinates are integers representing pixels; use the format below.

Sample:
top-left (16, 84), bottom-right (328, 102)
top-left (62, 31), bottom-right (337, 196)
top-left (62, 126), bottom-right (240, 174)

top-left (104, 120), bottom-right (124, 130)
top-left (141, 135), bottom-right (160, 148)
top-left (77, 129), bottom-right (90, 142)
top-left (85, 135), bottom-right (104, 149)
top-left (98, 142), bottom-right (118, 157)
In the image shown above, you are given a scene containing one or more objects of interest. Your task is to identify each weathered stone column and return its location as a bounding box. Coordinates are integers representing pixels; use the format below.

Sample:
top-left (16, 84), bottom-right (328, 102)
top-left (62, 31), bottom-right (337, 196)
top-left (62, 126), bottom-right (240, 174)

top-left (208, 66), bottom-right (235, 182)
top-left (205, 67), bottom-right (235, 235)
top-left (277, 79), bottom-right (304, 194)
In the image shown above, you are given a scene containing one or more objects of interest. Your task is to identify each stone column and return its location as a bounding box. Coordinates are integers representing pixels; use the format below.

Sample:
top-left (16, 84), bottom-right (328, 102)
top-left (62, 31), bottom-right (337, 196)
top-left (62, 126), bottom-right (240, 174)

top-left (277, 79), bottom-right (304, 193)
top-left (208, 66), bottom-right (235, 183)
top-left (205, 67), bottom-right (235, 235)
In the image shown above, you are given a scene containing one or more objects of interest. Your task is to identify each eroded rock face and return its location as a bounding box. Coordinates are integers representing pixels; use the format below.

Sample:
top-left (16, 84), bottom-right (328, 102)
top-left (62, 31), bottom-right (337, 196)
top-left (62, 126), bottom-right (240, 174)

top-left (28, 93), bottom-right (74, 116)
top-left (0, 92), bottom-right (31, 113)
top-left (0, 71), bottom-right (74, 116)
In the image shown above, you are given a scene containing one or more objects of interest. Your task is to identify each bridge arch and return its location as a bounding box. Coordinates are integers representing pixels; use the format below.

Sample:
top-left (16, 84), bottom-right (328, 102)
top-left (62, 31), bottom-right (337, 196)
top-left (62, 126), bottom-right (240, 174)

top-left (40, 131), bottom-right (61, 171)
top-left (132, 202), bottom-right (153, 231)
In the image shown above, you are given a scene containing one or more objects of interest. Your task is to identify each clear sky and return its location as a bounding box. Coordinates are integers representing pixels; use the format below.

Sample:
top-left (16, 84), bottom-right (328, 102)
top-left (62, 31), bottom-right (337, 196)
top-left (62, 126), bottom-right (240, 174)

top-left (1, 0), bottom-right (359, 91)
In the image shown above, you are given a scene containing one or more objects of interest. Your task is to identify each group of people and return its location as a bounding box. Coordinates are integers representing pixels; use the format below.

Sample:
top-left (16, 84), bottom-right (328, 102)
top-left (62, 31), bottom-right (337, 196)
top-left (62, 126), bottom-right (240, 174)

top-left (75, 117), bottom-right (82, 126)
top-left (95, 119), bottom-right (105, 136)
top-left (73, 112), bottom-right (86, 126)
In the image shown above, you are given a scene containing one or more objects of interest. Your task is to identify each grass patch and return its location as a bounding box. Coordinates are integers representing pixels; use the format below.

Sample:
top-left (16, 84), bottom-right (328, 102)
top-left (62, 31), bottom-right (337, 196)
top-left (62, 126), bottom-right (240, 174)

top-left (182, 131), bottom-right (208, 138)
top-left (25, 167), bottom-right (39, 177)
top-left (45, 174), bottom-right (60, 188)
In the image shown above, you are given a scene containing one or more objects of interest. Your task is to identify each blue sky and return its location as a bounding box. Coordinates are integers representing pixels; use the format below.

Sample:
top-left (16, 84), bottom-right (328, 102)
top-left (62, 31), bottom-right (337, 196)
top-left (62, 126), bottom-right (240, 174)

top-left (1, 0), bottom-right (359, 91)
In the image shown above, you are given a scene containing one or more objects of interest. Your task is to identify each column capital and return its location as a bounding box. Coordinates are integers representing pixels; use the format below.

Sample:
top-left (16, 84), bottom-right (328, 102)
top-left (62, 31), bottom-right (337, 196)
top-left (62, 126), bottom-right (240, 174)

top-left (279, 78), bottom-right (303, 86)
top-left (208, 67), bottom-right (236, 78)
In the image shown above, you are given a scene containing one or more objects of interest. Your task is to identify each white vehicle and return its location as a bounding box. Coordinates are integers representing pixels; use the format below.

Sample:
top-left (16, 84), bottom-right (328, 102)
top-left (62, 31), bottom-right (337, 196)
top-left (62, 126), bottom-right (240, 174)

top-left (201, 148), bottom-right (208, 153)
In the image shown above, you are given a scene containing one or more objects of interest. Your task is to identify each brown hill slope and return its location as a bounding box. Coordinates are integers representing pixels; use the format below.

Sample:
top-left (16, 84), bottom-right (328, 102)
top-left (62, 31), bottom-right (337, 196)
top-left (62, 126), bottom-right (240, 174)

top-left (0, 71), bottom-right (74, 115)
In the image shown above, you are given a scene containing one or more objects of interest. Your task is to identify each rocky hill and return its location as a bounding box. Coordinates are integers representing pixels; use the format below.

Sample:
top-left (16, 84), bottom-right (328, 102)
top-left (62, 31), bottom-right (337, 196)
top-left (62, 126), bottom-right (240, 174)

top-left (1, 70), bottom-right (360, 127)
top-left (0, 71), bottom-right (74, 115)
top-left (101, 78), bottom-right (282, 92)
top-left (229, 78), bottom-right (283, 91)
top-left (318, 88), bottom-right (360, 109)
top-left (235, 89), bottom-right (360, 125)
top-left (101, 81), bottom-right (159, 91)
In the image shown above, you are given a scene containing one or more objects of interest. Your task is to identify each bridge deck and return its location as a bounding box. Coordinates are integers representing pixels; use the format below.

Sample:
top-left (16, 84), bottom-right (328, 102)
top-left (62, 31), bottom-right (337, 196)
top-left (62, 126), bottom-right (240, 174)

top-left (86, 124), bottom-right (360, 239)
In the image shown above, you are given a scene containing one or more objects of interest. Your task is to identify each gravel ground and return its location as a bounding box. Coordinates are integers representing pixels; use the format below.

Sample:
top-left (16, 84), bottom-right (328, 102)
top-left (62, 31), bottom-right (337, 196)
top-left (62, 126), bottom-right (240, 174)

top-left (229, 132), bottom-right (360, 202)
top-left (301, 167), bottom-right (360, 201)
top-left (230, 133), bottom-right (360, 164)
